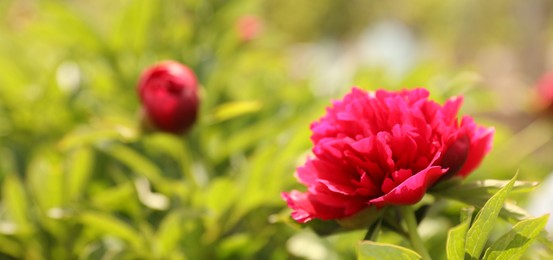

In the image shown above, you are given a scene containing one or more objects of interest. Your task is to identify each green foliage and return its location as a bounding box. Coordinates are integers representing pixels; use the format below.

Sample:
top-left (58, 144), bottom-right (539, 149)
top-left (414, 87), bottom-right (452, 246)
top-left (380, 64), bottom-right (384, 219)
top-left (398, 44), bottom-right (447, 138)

top-left (446, 207), bottom-right (474, 260)
top-left (465, 174), bottom-right (515, 258)
top-left (482, 215), bottom-right (548, 260)
top-left (358, 241), bottom-right (421, 260)
top-left (444, 174), bottom-right (550, 260)
top-left (1, 0), bottom-right (553, 259)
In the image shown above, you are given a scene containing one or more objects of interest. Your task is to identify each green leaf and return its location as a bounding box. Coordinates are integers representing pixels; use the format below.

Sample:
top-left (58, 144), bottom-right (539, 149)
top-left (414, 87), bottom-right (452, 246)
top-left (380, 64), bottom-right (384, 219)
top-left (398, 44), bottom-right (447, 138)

top-left (0, 234), bottom-right (22, 258)
top-left (431, 178), bottom-right (537, 207)
top-left (500, 201), bottom-right (532, 223)
top-left (207, 100), bottom-right (263, 123)
top-left (91, 182), bottom-right (137, 212)
top-left (27, 152), bottom-right (64, 212)
top-left (110, 0), bottom-right (157, 53)
top-left (336, 206), bottom-right (383, 230)
top-left (2, 174), bottom-right (32, 235)
top-left (154, 212), bottom-right (183, 258)
top-left (446, 207), bottom-right (474, 260)
top-left (79, 212), bottom-right (145, 251)
top-left (102, 143), bottom-right (171, 194)
top-left (358, 241), bottom-right (421, 260)
top-left (483, 214), bottom-right (549, 260)
top-left (65, 147), bottom-right (95, 202)
top-left (464, 174), bottom-right (517, 259)
top-left (142, 133), bottom-right (195, 188)
top-left (538, 231), bottom-right (553, 250)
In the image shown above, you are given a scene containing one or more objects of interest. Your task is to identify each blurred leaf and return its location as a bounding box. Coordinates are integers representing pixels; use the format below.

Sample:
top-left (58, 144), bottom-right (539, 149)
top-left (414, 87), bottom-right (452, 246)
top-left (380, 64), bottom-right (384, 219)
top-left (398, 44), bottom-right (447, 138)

top-left (142, 133), bottom-right (195, 188)
top-left (357, 241), bottom-right (421, 260)
top-left (27, 151), bottom-right (64, 212)
top-left (432, 178), bottom-right (537, 206)
top-left (206, 119), bottom-right (283, 162)
top-left (483, 214), bottom-right (548, 260)
top-left (500, 201), bottom-right (532, 223)
top-left (91, 182), bottom-right (137, 212)
top-left (464, 174), bottom-right (516, 259)
top-left (446, 207), bottom-right (474, 260)
top-left (305, 219), bottom-right (344, 237)
top-left (2, 174), bottom-right (32, 235)
top-left (65, 147), bottom-right (95, 202)
top-left (58, 122), bottom-right (138, 151)
top-left (336, 206), bottom-right (383, 230)
top-left (287, 230), bottom-right (339, 260)
top-left (153, 212), bottom-right (183, 258)
top-left (0, 147), bottom-right (17, 182)
top-left (207, 100), bottom-right (263, 123)
top-left (143, 133), bottom-right (191, 169)
top-left (217, 233), bottom-right (260, 259)
top-left (110, 0), bottom-right (157, 53)
top-left (102, 143), bottom-right (170, 193)
top-left (29, 2), bottom-right (104, 53)
top-left (0, 234), bottom-right (22, 258)
top-left (201, 177), bottom-right (238, 242)
top-left (537, 231), bottom-right (553, 254)
top-left (79, 212), bottom-right (145, 251)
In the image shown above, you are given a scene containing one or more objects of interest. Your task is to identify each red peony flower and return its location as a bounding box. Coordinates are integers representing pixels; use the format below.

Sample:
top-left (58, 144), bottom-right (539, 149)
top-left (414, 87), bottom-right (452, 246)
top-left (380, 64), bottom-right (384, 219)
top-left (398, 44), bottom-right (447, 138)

top-left (137, 61), bottom-right (199, 134)
top-left (282, 88), bottom-right (494, 223)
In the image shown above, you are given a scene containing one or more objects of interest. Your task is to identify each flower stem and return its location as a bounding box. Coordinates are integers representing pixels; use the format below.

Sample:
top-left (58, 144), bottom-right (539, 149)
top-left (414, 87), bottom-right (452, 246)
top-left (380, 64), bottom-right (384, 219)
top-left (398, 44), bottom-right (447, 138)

top-left (401, 206), bottom-right (431, 260)
top-left (363, 217), bottom-right (383, 241)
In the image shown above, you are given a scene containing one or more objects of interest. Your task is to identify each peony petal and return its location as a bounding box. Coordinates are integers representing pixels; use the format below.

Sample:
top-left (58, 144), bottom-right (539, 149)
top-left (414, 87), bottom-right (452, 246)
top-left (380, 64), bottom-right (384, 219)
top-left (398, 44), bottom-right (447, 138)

top-left (440, 134), bottom-right (470, 178)
top-left (455, 118), bottom-right (495, 177)
top-left (369, 166), bottom-right (446, 207)
top-left (282, 190), bottom-right (365, 222)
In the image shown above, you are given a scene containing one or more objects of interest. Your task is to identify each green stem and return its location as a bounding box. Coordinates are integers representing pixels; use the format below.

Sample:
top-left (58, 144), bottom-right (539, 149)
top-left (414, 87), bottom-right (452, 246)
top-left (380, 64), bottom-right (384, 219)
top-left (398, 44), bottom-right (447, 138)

top-left (363, 217), bottom-right (383, 241)
top-left (401, 206), bottom-right (431, 260)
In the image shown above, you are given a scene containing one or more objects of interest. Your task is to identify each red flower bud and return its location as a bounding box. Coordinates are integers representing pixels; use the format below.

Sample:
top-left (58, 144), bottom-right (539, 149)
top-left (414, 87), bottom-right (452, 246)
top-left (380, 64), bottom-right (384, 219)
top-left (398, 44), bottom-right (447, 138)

top-left (137, 61), bottom-right (199, 134)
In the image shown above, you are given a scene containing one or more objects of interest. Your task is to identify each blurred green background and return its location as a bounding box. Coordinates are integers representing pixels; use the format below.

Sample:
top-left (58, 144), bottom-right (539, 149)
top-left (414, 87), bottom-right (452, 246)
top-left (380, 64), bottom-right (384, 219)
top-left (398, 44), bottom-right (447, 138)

top-left (1, 0), bottom-right (553, 259)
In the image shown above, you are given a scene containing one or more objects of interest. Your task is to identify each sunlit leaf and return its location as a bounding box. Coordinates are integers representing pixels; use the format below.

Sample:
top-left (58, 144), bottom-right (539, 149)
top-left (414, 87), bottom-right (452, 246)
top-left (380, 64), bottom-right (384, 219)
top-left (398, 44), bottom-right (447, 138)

top-left (483, 214), bottom-right (548, 260)
top-left (65, 147), bottom-right (95, 202)
top-left (358, 241), bottom-right (421, 260)
top-left (431, 178), bottom-right (537, 206)
top-left (446, 207), bottom-right (474, 260)
top-left (2, 174), bottom-right (32, 235)
top-left (79, 212), bottom-right (144, 251)
top-left (464, 174), bottom-right (516, 259)
top-left (0, 234), bottom-right (22, 258)
top-left (208, 100), bottom-right (263, 123)
top-left (153, 212), bottom-right (183, 258)
top-left (101, 143), bottom-right (171, 194)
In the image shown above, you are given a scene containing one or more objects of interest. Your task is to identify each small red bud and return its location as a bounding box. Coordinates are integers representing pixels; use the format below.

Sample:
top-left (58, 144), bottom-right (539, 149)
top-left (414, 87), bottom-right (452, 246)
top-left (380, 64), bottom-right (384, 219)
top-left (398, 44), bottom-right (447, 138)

top-left (137, 61), bottom-right (199, 134)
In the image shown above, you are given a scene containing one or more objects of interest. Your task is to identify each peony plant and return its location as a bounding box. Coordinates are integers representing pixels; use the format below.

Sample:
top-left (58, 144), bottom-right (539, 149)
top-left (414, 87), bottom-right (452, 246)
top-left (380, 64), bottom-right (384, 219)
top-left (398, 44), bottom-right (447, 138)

top-left (283, 87), bottom-right (550, 259)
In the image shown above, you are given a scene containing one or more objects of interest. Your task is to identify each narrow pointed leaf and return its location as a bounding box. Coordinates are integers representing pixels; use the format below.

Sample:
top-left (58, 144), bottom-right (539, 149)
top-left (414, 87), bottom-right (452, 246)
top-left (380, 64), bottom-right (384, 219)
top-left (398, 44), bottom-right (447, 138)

top-left (2, 174), bottom-right (32, 235)
top-left (79, 212), bottom-right (144, 250)
top-left (464, 174), bottom-right (517, 259)
top-left (432, 179), bottom-right (537, 207)
top-left (447, 207), bottom-right (474, 260)
top-left (483, 214), bottom-right (549, 260)
top-left (358, 241), bottom-right (421, 260)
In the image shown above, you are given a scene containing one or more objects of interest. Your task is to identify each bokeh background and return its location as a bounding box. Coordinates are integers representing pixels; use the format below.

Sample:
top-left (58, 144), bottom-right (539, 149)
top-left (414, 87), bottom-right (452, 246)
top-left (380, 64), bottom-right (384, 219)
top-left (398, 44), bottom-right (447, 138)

top-left (1, 0), bottom-right (553, 259)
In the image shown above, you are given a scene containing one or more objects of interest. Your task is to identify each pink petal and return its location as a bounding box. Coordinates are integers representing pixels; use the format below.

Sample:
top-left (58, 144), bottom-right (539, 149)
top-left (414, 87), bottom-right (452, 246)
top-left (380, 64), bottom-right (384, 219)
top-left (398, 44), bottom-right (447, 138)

top-left (456, 119), bottom-right (494, 177)
top-left (369, 166), bottom-right (446, 207)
